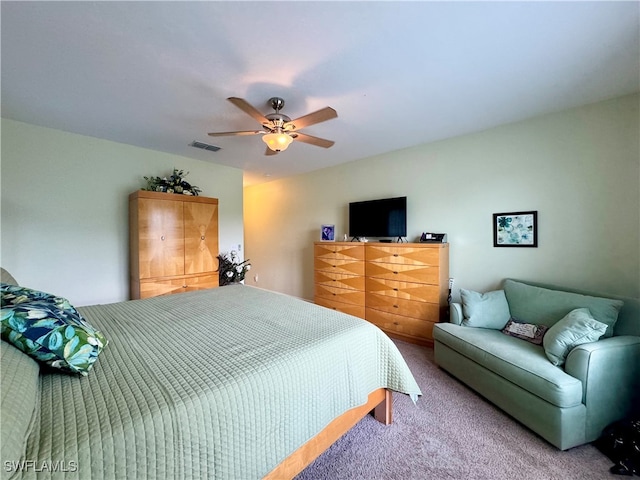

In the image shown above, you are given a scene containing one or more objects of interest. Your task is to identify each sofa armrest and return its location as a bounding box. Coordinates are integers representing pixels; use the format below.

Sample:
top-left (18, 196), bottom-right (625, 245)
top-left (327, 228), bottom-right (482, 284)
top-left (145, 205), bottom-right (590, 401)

top-left (564, 335), bottom-right (640, 439)
top-left (449, 303), bottom-right (463, 325)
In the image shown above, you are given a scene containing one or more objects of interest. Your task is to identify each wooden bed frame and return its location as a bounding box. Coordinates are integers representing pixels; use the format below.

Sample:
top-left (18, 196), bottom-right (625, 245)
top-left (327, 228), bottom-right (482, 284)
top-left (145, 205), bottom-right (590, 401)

top-left (264, 388), bottom-right (392, 479)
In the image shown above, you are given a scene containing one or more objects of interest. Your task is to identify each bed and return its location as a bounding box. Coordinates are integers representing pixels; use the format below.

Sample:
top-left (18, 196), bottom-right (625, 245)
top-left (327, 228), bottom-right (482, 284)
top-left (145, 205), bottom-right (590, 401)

top-left (1, 279), bottom-right (421, 480)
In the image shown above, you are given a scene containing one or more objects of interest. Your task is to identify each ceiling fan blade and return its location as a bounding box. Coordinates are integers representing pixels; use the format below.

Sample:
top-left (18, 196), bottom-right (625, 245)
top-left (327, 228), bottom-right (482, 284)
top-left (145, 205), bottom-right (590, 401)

top-left (227, 97), bottom-right (269, 124)
top-left (285, 106), bottom-right (337, 130)
top-left (292, 132), bottom-right (335, 148)
top-left (264, 146), bottom-right (279, 156)
top-left (207, 130), bottom-right (263, 137)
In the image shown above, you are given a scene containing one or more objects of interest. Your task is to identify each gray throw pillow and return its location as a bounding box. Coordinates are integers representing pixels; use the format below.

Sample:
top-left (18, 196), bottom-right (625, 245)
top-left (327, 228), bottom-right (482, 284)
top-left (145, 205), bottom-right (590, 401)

top-left (0, 268), bottom-right (18, 285)
top-left (543, 308), bottom-right (607, 366)
top-left (460, 288), bottom-right (511, 329)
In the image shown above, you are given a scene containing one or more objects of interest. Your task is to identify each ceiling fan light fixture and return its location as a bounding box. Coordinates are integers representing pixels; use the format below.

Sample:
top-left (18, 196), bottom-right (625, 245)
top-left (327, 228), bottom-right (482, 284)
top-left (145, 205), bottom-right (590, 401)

top-left (262, 131), bottom-right (293, 152)
top-left (209, 97), bottom-right (337, 155)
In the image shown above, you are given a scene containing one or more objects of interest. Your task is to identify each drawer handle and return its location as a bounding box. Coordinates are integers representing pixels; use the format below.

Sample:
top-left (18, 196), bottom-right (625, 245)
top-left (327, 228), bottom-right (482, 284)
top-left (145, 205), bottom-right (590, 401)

top-left (393, 322), bottom-right (399, 326)
top-left (393, 288), bottom-right (398, 291)
top-left (182, 285), bottom-right (187, 288)
top-left (201, 235), bottom-right (205, 240)
top-left (393, 253), bottom-right (399, 257)
top-left (161, 235), bottom-right (166, 241)
top-left (393, 305), bottom-right (399, 308)
top-left (332, 293), bottom-right (336, 296)
top-left (393, 271), bottom-right (398, 275)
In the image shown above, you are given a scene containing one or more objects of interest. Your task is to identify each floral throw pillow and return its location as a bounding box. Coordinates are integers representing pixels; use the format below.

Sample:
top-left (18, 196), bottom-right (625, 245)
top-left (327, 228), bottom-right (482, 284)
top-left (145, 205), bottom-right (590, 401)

top-left (1, 284), bottom-right (108, 376)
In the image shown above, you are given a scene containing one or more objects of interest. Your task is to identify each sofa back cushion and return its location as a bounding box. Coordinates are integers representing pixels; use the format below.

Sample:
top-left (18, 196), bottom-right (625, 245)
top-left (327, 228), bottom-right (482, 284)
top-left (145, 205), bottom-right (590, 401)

top-left (615, 296), bottom-right (640, 337)
top-left (503, 279), bottom-right (623, 338)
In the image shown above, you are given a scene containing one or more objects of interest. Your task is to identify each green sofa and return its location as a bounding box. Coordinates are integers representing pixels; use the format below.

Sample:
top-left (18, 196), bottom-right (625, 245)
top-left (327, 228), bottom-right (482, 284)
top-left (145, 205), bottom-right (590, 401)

top-left (433, 279), bottom-right (640, 450)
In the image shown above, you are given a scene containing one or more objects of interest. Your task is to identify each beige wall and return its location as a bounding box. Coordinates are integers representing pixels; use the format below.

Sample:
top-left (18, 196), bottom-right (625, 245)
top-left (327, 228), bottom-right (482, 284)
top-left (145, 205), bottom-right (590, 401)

top-left (244, 94), bottom-right (640, 302)
top-left (1, 119), bottom-right (244, 306)
top-left (3, 94), bottom-right (637, 307)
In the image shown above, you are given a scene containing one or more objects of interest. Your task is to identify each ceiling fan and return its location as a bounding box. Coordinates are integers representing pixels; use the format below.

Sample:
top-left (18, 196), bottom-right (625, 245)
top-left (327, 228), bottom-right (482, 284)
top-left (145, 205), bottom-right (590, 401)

top-left (208, 97), bottom-right (337, 155)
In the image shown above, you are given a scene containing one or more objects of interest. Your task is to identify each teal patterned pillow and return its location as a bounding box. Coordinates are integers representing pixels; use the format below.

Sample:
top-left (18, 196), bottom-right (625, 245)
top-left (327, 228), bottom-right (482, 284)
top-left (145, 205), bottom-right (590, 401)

top-left (1, 284), bottom-right (108, 376)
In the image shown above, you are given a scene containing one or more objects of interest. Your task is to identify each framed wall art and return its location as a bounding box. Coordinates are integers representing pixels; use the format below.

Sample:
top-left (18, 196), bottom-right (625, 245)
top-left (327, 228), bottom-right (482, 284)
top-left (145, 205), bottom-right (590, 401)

top-left (493, 211), bottom-right (537, 247)
top-left (321, 224), bottom-right (335, 242)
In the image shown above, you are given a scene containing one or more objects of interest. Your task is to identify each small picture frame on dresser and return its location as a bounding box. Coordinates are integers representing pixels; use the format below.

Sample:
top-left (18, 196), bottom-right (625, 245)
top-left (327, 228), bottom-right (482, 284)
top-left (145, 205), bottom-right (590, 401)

top-left (321, 224), bottom-right (335, 242)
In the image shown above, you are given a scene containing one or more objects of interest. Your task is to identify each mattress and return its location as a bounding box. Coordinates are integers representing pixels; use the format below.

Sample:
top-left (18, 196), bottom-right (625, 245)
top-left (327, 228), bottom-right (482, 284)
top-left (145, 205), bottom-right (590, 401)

top-left (17, 285), bottom-right (421, 479)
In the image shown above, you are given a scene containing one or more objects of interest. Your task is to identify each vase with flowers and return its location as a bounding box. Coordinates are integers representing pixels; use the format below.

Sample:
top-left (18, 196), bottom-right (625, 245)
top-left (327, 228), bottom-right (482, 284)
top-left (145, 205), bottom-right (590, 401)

top-left (142, 168), bottom-right (202, 196)
top-left (217, 251), bottom-right (251, 286)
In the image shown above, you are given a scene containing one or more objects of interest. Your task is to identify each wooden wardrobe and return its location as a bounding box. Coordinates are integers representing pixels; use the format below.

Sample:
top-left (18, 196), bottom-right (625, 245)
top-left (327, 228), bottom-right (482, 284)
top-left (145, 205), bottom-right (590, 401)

top-left (129, 190), bottom-right (219, 299)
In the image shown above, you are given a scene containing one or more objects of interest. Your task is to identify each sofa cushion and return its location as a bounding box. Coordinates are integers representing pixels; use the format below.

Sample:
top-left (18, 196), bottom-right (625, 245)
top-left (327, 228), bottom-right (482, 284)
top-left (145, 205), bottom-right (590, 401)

top-left (434, 323), bottom-right (583, 408)
top-left (503, 279), bottom-right (622, 338)
top-left (460, 289), bottom-right (511, 329)
top-left (543, 308), bottom-right (607, 366)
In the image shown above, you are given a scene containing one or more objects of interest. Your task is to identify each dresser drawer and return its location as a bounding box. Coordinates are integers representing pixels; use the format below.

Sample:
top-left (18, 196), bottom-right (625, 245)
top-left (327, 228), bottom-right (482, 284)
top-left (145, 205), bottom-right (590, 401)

top-left (365, 308), bottom-right (436, 343)
top-left (366, 245), bottom-right (442, 266)
top-left (314, 243), bottom-right (365, 261)
top-left (316, 297), bottom-right (366, 319)
top-left (314, 257), bottom-right (365, 276)
top-left (366, 293), bottom-right (440, 320)
top-left (365, 277), bottom-right (441, 303)
top-left (365, 262), bottom-right (440, 284)
top-left (315, 284), bottom-right (365, 306)
top-left (314, 271), bottom-right (365, 291)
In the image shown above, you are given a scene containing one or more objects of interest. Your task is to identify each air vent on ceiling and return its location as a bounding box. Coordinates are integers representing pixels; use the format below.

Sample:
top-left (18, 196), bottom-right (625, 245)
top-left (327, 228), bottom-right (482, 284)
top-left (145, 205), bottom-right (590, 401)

top-left (190, 140), bottom-right (221, 152)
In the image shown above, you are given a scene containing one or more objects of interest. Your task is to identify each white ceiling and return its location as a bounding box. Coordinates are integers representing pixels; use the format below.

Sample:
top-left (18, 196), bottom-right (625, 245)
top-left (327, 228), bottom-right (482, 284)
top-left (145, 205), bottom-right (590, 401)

top-left (2, 1), bottom-right (638, 186)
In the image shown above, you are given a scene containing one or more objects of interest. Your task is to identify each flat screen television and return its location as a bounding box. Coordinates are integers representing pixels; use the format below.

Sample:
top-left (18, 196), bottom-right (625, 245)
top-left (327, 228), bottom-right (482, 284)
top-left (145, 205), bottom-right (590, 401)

top-left (348, 196), bottom-right (407, 239)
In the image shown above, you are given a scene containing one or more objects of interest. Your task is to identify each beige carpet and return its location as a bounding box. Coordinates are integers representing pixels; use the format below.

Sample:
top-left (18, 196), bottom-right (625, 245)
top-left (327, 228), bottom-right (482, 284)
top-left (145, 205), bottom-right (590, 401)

top-left (296, 340), bottom-right (614, 480)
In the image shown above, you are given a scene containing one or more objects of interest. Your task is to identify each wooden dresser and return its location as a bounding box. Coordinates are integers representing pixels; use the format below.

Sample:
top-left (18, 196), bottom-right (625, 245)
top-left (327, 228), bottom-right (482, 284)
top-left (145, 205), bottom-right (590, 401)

top-left (129, 190), bottom-right (219, 299)
top-left (313, 241), bottom-right (449, 345)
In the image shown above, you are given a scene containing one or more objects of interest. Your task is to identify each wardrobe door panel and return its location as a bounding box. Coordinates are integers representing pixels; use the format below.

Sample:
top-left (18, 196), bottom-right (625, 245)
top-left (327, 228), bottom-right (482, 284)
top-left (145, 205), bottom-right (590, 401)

top-left (184, 201), bottom-right (219, 275)
top-left (138, 198), bottom-right (185, 279)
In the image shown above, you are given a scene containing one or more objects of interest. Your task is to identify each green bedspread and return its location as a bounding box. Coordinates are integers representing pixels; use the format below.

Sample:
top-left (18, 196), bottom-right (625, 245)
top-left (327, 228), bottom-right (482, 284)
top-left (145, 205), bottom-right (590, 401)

top-left (18, 285), bottom-right (421, 479)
